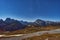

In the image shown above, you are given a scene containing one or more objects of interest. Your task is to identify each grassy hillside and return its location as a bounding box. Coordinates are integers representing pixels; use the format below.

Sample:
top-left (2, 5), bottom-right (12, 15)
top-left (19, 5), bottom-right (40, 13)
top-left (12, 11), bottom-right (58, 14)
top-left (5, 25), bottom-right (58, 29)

top-left (1, 26), bottom-right (60, 35)
top-left (10, 26), bottom-right (60, 34)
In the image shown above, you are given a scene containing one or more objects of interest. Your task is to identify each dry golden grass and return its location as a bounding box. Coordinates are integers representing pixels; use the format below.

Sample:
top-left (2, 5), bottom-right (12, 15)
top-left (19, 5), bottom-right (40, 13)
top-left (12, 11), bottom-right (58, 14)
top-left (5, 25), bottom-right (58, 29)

top-left (1, 26), bottom-right (60, 35)
top-left (9, 26), bottom-right (60, 34)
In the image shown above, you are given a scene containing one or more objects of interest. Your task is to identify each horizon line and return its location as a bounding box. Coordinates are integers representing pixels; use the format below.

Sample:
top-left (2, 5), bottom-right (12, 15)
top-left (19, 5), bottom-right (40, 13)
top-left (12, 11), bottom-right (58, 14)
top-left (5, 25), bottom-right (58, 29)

top-left (0, 17), bottom-right (60, 22)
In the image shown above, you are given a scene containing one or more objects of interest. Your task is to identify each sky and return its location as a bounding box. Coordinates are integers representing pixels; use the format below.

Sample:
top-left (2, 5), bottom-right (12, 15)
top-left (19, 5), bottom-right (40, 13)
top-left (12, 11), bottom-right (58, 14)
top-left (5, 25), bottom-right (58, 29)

top-left (0, 0), bottom-right (60, 22)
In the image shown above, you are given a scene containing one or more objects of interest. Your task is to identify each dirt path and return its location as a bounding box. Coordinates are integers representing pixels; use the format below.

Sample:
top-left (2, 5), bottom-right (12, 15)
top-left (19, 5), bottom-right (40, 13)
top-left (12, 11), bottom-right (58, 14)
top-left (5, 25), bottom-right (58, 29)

top-left (0, 29), bottom-right (60, 40)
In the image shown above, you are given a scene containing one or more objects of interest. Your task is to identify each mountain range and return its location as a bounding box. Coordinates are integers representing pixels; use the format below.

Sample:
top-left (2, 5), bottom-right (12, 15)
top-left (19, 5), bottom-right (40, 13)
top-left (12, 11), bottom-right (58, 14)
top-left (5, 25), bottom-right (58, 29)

top-left (0, 18), bottom-right (60, 31)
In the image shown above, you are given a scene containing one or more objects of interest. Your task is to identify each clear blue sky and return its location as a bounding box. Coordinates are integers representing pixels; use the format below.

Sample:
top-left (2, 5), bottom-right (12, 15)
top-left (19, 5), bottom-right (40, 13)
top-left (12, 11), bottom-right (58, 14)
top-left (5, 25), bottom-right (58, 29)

top-left (0, 0), bottom-right (60, 21)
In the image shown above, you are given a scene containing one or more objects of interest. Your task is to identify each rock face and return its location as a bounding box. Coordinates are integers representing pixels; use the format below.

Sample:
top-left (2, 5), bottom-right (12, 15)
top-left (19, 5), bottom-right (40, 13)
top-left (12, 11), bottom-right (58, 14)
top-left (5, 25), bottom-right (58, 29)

top-left (0, 18), bottom-right (25, 31)
top-left (33, 19), bottom-right (60, 26)
top-left (34, 19), bottom-right (46, 26)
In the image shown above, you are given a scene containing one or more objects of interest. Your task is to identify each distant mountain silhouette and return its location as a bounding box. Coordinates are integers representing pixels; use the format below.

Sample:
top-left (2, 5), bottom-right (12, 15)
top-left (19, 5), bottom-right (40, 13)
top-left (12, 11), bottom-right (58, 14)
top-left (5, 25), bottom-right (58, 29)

top-left (20, 19), bottom-right (60, 27)
top-left (5, 18), bottom-right (15, 24)
top-left (34, 19), bottom-right (60, 26)
top-left (20, 21), bottom-right (29, 25)
top-left (34, 19), bottom-right (46, 26)
top-left (0, 18), bottom-right (60, 31)
top-left (0, 18), bottom-right (25, 31)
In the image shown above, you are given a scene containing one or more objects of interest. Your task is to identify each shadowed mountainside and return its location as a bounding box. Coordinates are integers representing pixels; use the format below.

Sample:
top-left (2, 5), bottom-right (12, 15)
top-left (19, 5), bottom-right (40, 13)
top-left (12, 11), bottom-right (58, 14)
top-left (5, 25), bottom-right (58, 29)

top-left (0, 18), bottom-right (25, 31)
